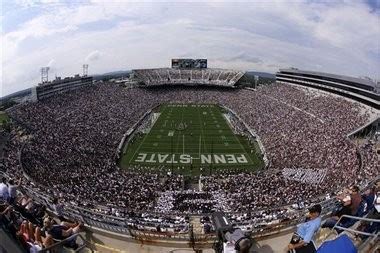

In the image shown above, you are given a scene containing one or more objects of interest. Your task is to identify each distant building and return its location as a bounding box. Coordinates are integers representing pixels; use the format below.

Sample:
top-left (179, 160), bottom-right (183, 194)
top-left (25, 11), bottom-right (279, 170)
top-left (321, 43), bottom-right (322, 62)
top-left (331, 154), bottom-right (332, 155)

top-left (32, 75), bottom-right (93, 101)
top-left (1, 88), bottom-right (33, 105)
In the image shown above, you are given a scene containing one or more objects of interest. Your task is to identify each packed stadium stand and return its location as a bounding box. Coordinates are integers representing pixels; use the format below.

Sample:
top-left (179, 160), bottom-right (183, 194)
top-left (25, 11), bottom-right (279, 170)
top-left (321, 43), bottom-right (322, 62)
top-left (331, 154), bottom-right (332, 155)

top-left (1, 66), bottom-right (379, 252)
top-left (133, 68), bottom-right (245, 87)
top-left (32, 75), bottom-right (93, 101)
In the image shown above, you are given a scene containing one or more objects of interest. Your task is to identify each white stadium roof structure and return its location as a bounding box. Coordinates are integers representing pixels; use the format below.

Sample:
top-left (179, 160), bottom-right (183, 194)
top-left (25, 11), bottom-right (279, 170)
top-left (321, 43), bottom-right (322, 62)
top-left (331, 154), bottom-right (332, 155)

top-left (276, 68), bottom-right (380, 109)
top-left (133, 68), bottom-right (245, 87)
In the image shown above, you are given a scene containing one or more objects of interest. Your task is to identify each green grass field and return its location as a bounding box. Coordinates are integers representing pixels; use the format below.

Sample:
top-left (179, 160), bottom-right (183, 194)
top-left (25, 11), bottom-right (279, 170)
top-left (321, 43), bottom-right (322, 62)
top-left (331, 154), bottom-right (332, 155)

top-left (120, 104), bottom-right (264, 175)
top-left (0, 112), bottom-right (9, 126)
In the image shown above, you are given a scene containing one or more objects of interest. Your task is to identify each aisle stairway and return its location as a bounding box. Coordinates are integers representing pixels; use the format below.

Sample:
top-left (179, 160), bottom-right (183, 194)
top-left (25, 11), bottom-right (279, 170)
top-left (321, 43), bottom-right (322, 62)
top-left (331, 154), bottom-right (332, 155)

top-left (190, 216), bottom-right (203, 234)
top-left (0, 227), bottom-right (24, 253)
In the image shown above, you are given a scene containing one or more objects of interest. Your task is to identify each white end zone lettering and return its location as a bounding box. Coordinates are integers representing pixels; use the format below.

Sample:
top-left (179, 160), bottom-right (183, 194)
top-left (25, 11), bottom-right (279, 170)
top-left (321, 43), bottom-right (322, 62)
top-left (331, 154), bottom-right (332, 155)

top-left (134, 153), bottom-right (249, 165)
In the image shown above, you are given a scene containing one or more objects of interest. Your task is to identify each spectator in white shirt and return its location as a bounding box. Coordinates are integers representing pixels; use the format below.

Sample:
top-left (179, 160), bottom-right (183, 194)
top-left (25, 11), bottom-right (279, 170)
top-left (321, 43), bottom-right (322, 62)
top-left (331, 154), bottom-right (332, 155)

top-left (0, 177), bottom-right (9, 201)
top-left (8, 178), bottom-right (21, 204)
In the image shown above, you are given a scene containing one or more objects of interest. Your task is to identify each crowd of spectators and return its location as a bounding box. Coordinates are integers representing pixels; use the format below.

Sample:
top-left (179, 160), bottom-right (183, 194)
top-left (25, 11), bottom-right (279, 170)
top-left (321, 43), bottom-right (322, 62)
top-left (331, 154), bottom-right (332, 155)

top-left (357, 140), bottom-right (379, 184)
top-left (281, 168), bottom-right (327, 184)
top-left (2, 82), bottom-right (378, 218)
top-left (155, 190), bottom-right (219, 214)
top-left (0, 182), bottom-right (85, 252)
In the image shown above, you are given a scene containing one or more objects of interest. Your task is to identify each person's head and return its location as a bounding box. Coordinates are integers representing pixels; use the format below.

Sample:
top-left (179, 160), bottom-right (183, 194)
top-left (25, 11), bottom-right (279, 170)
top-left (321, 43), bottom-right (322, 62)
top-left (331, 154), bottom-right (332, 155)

top-left (43, 217), bottom-right (52, 229)
top-left (237, 238), bottom-right (252, 253)
top-left (375, 181), bottom-right (380, 192)
top-left (8, 179), bottom-right (14, 185)
top-left (350, 186), bottom-right (360, 195)
top-left (307, 204), bottom-right (322, 219)
top-left (365, 185), bottom-right (376, 195)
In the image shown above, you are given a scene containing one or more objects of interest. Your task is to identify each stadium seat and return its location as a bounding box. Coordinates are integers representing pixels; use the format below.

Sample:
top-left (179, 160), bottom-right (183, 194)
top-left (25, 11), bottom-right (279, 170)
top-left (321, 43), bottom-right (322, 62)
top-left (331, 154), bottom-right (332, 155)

top-left (317, 234), bottom-right (357, 253)
top-left (336, 201), bottom-right (367, 232)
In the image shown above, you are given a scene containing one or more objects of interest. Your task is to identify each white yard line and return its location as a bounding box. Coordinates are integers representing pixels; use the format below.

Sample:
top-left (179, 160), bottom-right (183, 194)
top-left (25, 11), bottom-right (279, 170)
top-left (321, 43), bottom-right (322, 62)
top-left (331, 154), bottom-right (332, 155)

top-left (182, 134), bottom-right (185, 154)
top-left (198, 135), bottom-right (202, 158)
top-left (214, 106), bottom-right (255, 165)
top-left (197, 106), bottom-right (207, 155)
top-left (128, 132), bottom-right (150, 164)
top-left (128, 105), bottom-right (168, 163)
top-left (130, 151), bottom-right (245, 154)
top-left (174, 106), bottom-right (184, 154)
top-left (231, 126), bottom-right (255, 165)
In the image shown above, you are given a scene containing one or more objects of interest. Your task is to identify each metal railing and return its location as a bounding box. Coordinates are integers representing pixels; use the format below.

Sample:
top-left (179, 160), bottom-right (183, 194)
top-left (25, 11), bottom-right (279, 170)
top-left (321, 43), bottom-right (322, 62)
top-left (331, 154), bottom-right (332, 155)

top-left (326, 214), bottom-right (380, 252)
top-left (38, 233), bottom-right (92, 253)
top-left (1, 166), bottom-right (379, 248)
top-left (332, 215), bottom-right (380, 238)
top-left (1, 170), bottom-right (378, 228)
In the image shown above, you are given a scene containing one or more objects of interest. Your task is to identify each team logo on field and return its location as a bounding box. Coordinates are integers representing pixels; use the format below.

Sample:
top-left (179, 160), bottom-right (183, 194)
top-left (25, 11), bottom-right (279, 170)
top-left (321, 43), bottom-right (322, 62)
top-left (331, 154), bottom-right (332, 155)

top-left (134, 153), bottom-right (248, 164)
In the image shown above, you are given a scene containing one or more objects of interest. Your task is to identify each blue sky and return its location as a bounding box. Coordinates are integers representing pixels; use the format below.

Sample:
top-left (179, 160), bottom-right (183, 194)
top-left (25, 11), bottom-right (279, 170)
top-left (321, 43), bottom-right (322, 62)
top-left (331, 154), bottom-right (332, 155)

top-left (1, 0), bottom-right (380, 96)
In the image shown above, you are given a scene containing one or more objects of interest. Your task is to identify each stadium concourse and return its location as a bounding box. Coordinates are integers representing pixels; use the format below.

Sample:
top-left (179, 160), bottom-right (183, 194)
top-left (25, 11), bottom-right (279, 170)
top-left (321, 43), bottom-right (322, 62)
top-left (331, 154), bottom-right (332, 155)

top-left (1, 80), bottom-right (379, 252)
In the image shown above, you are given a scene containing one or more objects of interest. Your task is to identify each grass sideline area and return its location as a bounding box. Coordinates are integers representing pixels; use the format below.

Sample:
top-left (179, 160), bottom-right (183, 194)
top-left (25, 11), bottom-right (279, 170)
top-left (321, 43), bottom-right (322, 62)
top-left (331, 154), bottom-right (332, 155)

top-left (0, 112), bottom-right (9, 125)
top-left (120, 104), bottom-right (264, 176)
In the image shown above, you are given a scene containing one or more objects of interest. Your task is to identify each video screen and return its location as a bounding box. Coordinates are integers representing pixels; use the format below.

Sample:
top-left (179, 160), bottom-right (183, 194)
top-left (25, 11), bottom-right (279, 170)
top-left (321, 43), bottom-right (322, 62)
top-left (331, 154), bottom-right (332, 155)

top-left (172, 59), bottom-right (207, 69)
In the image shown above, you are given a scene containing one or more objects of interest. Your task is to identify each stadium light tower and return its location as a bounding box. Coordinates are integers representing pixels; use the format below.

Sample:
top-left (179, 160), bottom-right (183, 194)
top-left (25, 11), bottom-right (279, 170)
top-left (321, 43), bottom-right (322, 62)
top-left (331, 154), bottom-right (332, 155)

top-left (83, 64), bottom-right (89, 76)
top-left (41, 67), bottom-right (50, 83)
top-left (254, 75), bottom-right (259, 88)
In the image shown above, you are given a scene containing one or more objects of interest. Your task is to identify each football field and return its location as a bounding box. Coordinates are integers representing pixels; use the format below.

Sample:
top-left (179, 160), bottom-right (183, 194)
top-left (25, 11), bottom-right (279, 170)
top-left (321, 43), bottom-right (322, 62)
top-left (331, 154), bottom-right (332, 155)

top-left (120, 104), bottom-right (264, 175)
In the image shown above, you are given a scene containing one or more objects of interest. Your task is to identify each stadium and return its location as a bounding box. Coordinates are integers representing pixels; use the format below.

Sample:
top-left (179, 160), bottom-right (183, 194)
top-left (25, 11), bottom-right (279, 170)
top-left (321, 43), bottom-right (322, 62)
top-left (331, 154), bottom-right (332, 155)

top-left (0, 56), bottom-right (379, 253)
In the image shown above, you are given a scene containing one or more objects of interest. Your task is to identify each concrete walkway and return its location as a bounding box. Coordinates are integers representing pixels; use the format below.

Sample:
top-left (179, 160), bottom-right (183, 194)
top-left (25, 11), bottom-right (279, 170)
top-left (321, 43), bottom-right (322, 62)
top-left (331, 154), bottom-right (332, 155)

top-left (88, 227), bottom-right (294, 253)
top-left (0, 228), bottom-right (25, 253)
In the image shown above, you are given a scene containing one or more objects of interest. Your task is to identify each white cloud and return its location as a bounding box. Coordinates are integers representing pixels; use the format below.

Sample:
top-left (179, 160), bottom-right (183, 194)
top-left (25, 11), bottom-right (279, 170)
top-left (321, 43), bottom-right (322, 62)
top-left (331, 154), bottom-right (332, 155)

top-left (1, 1), bottom-right (379, 96)
top-left (47, 59), bottom-right (55, 67)
top-left (313, 3), bottom-right (379, 50)
top-left (85, 50), bottom-right (101, 62)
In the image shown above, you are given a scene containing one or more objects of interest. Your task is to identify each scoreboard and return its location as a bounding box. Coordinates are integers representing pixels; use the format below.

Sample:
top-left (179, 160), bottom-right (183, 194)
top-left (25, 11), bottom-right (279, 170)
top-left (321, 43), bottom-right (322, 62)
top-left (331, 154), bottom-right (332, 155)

top-left (172, 59), bottom-right (207, 69)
